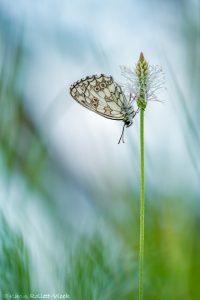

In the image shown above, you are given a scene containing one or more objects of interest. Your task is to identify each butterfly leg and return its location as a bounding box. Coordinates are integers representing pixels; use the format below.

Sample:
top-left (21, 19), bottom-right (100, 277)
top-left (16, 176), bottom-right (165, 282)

top-left (118, 123), bottom-right (126, 144)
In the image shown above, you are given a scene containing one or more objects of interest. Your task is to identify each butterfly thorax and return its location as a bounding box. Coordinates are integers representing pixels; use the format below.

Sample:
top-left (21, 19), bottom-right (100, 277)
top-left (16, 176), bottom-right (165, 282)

top-left (123, 105), bottom-right (135, 127)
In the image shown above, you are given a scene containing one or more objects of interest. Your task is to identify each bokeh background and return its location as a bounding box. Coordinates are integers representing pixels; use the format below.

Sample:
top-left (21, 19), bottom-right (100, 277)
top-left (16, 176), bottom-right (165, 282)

top-left (0, 0), bottom-right (200, 299)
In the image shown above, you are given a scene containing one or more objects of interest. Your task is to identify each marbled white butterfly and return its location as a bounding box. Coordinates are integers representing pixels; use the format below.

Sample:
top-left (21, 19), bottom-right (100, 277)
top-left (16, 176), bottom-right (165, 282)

top-left (69, 74), bottom-right (138, 143)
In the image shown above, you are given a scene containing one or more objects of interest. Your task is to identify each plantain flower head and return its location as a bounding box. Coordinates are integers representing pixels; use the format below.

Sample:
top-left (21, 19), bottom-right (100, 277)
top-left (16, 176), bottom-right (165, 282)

top-left (121, 52), bottom-right (165, 110)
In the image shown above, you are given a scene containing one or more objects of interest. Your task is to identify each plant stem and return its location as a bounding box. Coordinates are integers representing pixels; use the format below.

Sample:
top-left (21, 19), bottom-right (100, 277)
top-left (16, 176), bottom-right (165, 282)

top-left (139, 108), bottom-right (145, 300)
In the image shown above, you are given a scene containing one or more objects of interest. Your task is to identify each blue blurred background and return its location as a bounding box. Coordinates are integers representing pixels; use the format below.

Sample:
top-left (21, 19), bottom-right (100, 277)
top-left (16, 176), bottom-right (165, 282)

top-left (0, 0), bottom-right (200, 299)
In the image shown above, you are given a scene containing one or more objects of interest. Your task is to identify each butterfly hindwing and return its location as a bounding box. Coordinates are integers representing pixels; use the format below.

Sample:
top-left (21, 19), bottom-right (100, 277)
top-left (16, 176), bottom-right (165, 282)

top-left (70, 74), bottom-right (128, 120)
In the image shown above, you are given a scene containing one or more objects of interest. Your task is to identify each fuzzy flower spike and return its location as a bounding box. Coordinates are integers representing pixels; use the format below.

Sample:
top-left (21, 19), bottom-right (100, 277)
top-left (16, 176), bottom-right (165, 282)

top-left (121, 52), bottom-right (165, 110)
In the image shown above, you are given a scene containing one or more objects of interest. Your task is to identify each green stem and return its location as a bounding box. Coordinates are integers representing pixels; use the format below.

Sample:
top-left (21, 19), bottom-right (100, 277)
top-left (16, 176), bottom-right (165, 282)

top-left (139, 108), bottom-right (145, 300)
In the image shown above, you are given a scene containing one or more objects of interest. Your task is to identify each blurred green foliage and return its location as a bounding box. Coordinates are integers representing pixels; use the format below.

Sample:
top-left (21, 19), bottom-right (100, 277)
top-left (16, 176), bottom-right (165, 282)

top-left (0, 214), bottom-right (32, 298)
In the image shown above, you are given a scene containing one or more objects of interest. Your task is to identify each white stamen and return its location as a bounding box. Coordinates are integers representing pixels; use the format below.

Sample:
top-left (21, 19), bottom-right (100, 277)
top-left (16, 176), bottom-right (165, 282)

top-left (120, 63), bottom-right (165, 104)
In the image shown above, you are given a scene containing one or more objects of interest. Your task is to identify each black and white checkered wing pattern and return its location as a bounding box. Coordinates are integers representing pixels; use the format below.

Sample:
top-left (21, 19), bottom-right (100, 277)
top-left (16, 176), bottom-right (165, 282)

top-left (70, 74), bottom-right (128, 120)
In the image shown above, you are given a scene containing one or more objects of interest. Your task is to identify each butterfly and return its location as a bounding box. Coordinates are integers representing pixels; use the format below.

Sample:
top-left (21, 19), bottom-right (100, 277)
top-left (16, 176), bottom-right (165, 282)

top-left (69, 74), bottom-right (138, 143)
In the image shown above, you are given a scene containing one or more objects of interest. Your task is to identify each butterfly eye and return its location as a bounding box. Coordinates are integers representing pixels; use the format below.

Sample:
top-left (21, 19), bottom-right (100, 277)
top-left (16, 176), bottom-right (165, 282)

top-left (94, 86), bottom-right (100, 92)
top-left (100, 83), bottom-right (106, 88)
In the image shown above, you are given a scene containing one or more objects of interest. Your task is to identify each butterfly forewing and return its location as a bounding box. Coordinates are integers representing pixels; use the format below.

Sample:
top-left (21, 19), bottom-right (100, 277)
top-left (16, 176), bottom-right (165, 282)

top-left (70, 74), bottom-right (128, 120)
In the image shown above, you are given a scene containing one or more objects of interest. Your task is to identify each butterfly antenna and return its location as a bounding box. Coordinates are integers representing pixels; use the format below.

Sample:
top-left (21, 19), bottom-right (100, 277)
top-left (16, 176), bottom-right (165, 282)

top-left (118, 123), bottom-right (126, 144)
